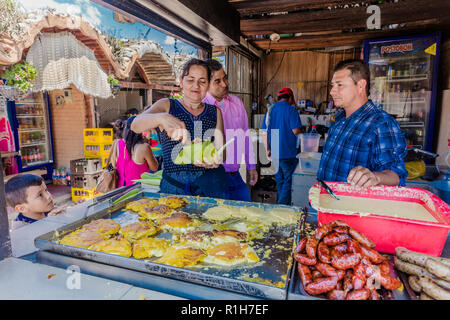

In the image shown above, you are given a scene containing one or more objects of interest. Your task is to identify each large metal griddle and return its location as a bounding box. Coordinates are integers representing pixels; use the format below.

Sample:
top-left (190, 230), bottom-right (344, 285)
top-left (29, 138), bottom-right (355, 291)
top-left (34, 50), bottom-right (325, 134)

top-left (35, 188), bottom-right (303, 300)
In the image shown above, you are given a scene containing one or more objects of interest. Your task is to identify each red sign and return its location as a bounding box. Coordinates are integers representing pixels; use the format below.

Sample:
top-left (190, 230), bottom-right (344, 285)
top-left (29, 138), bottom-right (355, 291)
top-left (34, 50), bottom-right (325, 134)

top-left (381, 43), bottom-right (413, 54)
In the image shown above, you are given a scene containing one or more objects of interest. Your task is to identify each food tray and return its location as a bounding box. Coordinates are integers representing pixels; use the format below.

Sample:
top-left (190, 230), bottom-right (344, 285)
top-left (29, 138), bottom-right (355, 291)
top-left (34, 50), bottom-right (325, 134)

top-left (35, 190), bottom-right (303, 300)
top-left (309, 182), bottom-right (450, 256)
top-left (287, 211), bottom-right (410, 300)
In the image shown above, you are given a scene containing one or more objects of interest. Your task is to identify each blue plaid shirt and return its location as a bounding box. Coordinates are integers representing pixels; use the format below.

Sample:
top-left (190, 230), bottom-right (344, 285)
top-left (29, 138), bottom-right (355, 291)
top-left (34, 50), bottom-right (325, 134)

top-left (318, 100), bottom-right (408, 186)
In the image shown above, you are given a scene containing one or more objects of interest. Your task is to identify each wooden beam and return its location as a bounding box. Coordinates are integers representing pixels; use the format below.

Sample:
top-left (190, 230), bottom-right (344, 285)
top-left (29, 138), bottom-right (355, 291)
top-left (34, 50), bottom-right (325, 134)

top-left (119, 81), bottom-right (180, 92)
top-left (240, 0), bottom-right (450, 35)
top-left (250, 25), bottom-right (445, 51)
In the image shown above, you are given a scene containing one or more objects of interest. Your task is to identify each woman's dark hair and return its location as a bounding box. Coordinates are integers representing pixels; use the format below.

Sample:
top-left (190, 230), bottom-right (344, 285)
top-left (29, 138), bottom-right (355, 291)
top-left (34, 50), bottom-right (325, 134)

top-left (181, 58), bottom-right (211, 82)
top-left (113, 119), bottom-right (125, 139)
top-left (334, 59), bottom-right (371, 96)
top-left (123, 116), bottom-right (145, 157)
top-left (5, 174), bottom-right (44, 207)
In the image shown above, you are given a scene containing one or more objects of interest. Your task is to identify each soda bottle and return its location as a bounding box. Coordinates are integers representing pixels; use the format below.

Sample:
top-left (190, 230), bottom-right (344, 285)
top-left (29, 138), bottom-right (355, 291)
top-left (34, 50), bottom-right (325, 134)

top-left (66, 171), bottom-right (71, 186)
top-left (310, 125), bottom-right (318, 134)
top-left (52, 169), bottom-right (57, 184)
top-left (61, 168), bottom-right (67, 186)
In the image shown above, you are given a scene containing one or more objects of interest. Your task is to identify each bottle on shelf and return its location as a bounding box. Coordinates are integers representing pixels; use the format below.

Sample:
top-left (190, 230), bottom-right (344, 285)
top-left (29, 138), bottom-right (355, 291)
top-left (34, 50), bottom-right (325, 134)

top-left (310, 125), bottom-right (318, 134)
top-left (66, 171), bottom-right (71, 187)
top-left (52, 169), bottom-right (57, 185)
top-left (61, 168), bottom-right (67, 186)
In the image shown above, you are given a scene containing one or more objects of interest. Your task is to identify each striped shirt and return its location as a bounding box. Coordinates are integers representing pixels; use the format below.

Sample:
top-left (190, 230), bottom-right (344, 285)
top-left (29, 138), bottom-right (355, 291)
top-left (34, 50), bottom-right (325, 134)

top-left (317, 100), bottom-right (408, 186)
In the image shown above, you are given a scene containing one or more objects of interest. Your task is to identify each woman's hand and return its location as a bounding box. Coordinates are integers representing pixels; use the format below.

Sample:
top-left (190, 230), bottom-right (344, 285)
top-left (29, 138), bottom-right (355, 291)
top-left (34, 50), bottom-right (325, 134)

top-left (160, 114), bottom-right (189, 144)
top-left (193, 152), bottom-right (222, 169)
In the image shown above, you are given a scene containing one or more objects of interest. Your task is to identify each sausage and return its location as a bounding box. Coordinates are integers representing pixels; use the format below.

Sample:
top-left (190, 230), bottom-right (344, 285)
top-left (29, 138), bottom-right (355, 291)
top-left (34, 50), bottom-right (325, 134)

top-left (314, 224), bottom-right (334, 241)
top-left (379, 261), bottom-right (390, 275)
top-left (315, 262), bottom-right (338, 277)
top-left (297, 264), bottom-right (312, 287)
top-left (333, 226), bottom-right (349, 234)
top-left (419, 292), bottom-right (435, 300)
top-left (343, 270), bottom-right (353, 293)
top-left (305, 277), bottom-right (338, 295)
top-left (323, 232), bottom-right (351, 246)
top-left (294, 252), bottom-right (317, 265)
top-left (336, 270), bottom-right (346, 281)
top-left (327, 289), bottom-right (346, 300)
top-left (332, 243), bottom-right (348, 254)
top-left (312, 270), bottom-right (323, 281)
top-left (408, 275), bottom-right (422, 293)
top-left (294, 238), bottom-right (307, 253)
top-left (352, 275), bottom-right (366, 290)
top-left (360, 245), bottom-right (387, 264)
top-left (317, 242), bottom-right (331, 264)
top-left (306, 237), bottom-right (319, 258)
top-left (335, 280), bottom-right (343, 290)
top-left (378, 272), bottom-right (402, 290)
top-left (425, 259), bottom-right (450, 282)
top-left (347, 239), bottom-right (362, 255)
top-left (394, 257), bottom-right (437, 278)
top-left (395, 247), bottom-right (450, 268)
top-left (330, 220), bottom-right (349, 227)
top-left (369, 289), bottom-right (380, 300)
top-left (433, 278), bottom-right (450, 291)
top-left (346, 288), bottom-right (370, 300)
top-left (331, 253), bottom-right (361, 270)
top-left (418, 276), bottom-right (450, 300)
top-left (348, 227), bottom-right (375, 248)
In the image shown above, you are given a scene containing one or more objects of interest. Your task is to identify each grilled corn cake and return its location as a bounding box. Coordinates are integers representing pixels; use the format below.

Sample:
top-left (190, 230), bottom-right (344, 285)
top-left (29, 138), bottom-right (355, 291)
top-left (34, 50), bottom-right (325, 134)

top-left (155, 247), bottom-right (205, 267)
top-left (132, 237), bottom-right (169, 259)
top-left (119, 221), bottom-right (159, 241)
top-left (88, 237), bottom-right (132, 257)
top-left (203, 242), bottom-right (260, 266)
top-left (158, 196), bottom-right (189, 209)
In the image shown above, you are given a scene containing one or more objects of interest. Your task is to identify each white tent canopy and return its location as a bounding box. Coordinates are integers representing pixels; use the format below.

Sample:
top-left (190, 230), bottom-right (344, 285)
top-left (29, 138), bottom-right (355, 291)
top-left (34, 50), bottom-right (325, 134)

top-left (26, 32), bottom-right (112, 98)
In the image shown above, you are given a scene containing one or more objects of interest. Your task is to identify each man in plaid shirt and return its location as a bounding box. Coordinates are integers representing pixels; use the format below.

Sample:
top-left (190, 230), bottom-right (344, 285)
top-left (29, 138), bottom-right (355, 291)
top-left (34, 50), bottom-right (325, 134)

top-left (318, 59), bottom-right (408, 188)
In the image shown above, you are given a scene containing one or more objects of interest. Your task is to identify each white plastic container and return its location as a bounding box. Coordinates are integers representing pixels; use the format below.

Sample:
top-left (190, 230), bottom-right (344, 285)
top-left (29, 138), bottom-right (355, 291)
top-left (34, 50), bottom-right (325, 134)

top-left (300, 133), bottom-right (320, 153)
top-left (298, 152), bottom-right (322, 173)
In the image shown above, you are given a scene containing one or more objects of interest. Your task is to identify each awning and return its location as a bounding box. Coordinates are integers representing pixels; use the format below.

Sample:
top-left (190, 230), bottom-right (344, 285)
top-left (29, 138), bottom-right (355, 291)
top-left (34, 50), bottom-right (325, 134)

top-left (26, 32), bottom-right (112, 98)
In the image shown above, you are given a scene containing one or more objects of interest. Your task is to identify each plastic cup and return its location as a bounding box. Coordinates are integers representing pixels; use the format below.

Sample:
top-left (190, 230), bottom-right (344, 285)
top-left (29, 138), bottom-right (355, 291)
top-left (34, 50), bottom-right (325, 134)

top-left (300, 133), bottom-right (320, 153)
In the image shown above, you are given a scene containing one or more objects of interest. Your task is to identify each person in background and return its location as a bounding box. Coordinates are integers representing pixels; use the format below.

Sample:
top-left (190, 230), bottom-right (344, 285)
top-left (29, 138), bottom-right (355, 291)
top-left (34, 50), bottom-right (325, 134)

top-left (115, 116), bottom-right (158, 187)
top-left (131, 58), bottom-right (227, 198)
top-left (261, 88), bottom-right (302, 205)
top-left (317, 59), bottom-right (407, 188)
top-left (126, 108), bottom-right (139, 119)
top-left (5, 174), bottom-right (67, 230)
top-left (203, 59), bottom-right (257, 202)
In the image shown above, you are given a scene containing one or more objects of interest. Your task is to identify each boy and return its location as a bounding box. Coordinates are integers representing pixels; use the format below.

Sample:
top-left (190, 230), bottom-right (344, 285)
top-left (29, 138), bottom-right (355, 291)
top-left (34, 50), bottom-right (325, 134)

top-left (5, 174), bottom-right (67, 230)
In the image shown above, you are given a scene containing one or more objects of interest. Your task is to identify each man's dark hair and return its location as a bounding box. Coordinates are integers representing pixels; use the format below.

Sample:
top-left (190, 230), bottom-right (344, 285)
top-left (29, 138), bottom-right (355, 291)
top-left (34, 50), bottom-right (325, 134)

top-left (5, 174), bottom-right (44, 207)
top-left (205, 59), bottom-right (224, 74)
top-left (334, 59), bottom-right (371, 96)
top-left (278, 94), bottom-right (292, 101)
top-left (123, 115), bottom-right (145, 158)
top-left (181, 58), bottom-right (211, 82)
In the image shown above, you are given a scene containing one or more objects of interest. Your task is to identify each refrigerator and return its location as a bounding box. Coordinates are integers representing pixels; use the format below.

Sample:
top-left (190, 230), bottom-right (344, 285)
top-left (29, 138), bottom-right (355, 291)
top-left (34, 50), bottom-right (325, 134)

top-left (363, 34), bottom-right (441, 152)
top-left (7, 92), bottom-right (54, 179)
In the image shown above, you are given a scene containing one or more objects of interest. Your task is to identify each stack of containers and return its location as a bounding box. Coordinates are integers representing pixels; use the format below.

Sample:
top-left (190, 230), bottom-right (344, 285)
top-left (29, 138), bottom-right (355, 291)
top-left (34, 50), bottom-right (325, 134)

top-left (69, 158), bottom-right (103, 201)
top-left (83, 128), bottom-right (113, 168)
top-left (69, 128), bottom-right (113, 202)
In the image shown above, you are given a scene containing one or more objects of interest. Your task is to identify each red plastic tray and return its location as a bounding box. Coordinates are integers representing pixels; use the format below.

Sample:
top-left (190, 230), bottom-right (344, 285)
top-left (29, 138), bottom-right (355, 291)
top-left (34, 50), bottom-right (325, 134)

top-left (309, 182), bottom-right (450, 256)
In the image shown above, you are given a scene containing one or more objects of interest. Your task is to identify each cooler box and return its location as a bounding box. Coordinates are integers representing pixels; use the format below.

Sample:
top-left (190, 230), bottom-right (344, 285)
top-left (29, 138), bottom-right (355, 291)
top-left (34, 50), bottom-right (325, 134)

top-left (70, 158), bottom-right (102, 175)
top-left (309, 182), bottom-right (450, 256)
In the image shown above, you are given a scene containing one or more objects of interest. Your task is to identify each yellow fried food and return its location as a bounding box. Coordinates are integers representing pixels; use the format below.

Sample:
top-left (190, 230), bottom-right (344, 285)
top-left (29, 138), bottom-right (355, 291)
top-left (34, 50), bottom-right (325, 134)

top-left (159, 212), bottom-right (199, 233)
top-left (266, 207), bottom-right (299, 225)
top-left (155, 247), bottom-right (205, 267)
top-left (158, 196), bottom-right (189, 209)
top-left (125, 198), bottom-right (159, 212)
top-left (119, 221), bottom-right (159, 241)
top-left (202, 205), bottom-right (240, 221)
top-left (132, 237), bottom-right (169, 259)
top-left (88, 237), bottom-right (132, 257)
top-left (211, 229), bottom-right (248, 244)
top-left (81, 219), bottom-right (121, 237)
top-left (138, 204), bottom-right (174, 221)
top-left (59, 229), bottom-right (104, 248)
top-left (173, 230), bottom-right (215, 250)
top-left (203, 242), bottom-right (260, 266)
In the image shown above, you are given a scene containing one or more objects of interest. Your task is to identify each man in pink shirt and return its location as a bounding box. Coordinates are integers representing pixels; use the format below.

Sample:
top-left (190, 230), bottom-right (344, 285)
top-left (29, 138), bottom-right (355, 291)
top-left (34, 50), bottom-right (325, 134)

top-left (203, 59), bottom-right (258, 202)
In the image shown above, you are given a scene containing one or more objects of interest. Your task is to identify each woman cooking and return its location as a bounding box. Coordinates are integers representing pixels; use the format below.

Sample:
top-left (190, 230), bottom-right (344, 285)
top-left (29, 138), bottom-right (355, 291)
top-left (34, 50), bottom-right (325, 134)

top-left (131, 58), bottom-right (227, 198)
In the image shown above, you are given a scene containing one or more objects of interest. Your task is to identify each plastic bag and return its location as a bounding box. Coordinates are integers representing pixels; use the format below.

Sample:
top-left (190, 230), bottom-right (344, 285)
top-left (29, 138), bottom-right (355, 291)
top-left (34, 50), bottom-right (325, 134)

top-left (405, 160), bottom-right (426, 180)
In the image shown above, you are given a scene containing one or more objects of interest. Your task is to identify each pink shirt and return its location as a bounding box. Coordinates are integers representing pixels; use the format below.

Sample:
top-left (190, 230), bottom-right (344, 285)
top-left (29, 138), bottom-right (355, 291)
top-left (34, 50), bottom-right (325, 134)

top-left (116, 139), bottom-right (150, 187)
top-left (203, 92), bottom-right (256, 172)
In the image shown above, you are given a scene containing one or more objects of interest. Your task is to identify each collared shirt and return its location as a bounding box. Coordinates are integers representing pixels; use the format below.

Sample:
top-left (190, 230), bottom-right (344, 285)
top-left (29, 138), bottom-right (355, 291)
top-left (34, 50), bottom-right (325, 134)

top-left (261, 100), bottom-right (302, 159)
top-left (317, 100), bottom-right (408, 186)
top-left (203, 92), bottom-right (256, 172)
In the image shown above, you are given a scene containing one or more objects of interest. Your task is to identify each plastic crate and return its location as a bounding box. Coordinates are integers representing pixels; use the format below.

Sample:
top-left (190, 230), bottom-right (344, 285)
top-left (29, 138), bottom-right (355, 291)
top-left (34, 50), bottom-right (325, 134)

top-left (70, 158), bottom-right (102, 175)
top-left (83, 128), bottom-right (113, 144)
top-left (71, 172), bottom-right (102, 189)
top-left (71, 187), bottom-right (101, 202)
top-left (84, 142), bottom-right (112, 159)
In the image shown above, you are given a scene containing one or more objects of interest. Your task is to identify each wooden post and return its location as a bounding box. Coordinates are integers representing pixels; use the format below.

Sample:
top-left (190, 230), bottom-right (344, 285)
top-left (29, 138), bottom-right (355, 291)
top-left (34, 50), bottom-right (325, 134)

top-left (0, 154), bottom-right (12, 260)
